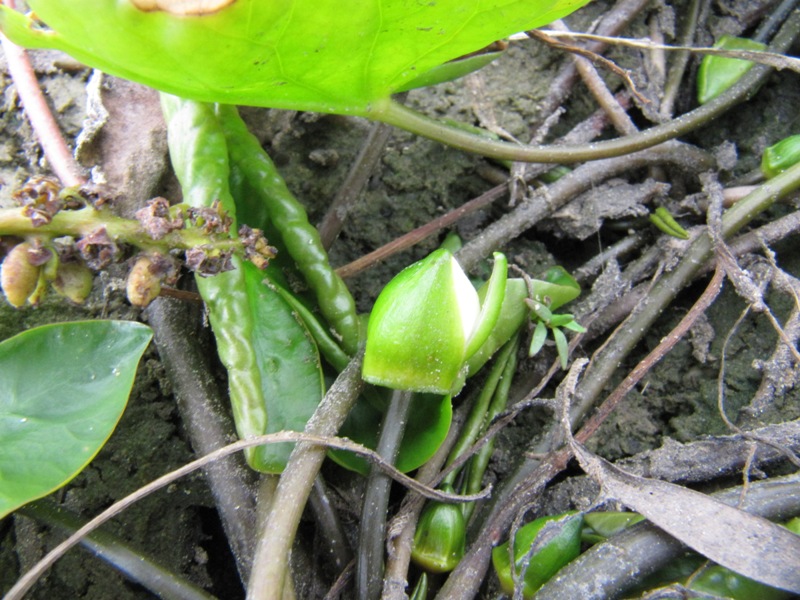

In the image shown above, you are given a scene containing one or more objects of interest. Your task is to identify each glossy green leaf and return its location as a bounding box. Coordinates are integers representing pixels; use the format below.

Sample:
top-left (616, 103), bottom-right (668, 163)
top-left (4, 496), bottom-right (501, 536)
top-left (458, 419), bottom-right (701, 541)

top-left (0, 320), bottom-right (152, 519)
top-left (2, 0), bottom-right (589, 115)
top-left (529, 320), bottom-right (548, 356)
top-left (237, 261), bottom-right (325, 472)
top-left (330, 392), bottom-right (451, 475)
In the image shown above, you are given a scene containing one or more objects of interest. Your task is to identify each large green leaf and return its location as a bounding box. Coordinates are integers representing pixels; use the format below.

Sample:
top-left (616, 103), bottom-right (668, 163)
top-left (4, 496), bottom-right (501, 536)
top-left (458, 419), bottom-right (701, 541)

top-left (0, 320), bottom-right (152, 519)
top-left (2, 0), bottom-right (589, 114)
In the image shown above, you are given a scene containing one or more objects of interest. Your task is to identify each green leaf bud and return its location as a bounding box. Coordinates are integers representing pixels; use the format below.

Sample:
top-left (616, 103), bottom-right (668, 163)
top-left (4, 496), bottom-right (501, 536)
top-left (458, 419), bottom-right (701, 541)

top-left (762, 135), bottom-right (800, 179)
top-left (411, 490), bottom-right (466, 573)
top-left (697, 36), bottom-right (766, 105)
top-left (492, 512), bottom-right (583, 598)
top-left (1, 242), bottom-right (42, 308)
top-left (362, 249), bottom-right (506, 395)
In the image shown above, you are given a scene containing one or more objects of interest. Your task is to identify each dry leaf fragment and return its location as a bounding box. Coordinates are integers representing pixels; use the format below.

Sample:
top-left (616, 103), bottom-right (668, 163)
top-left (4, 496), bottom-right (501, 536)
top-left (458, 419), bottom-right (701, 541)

top-left (571, 440), bottom-right (800, 594)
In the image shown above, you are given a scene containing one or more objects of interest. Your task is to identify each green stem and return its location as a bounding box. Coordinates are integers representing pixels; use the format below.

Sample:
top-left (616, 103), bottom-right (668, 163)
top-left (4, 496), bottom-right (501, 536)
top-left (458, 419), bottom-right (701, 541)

top-left (356, 388), bottom-right (415, 600)
top-left (0, 206), bottom-right (236, 253)
top-left (369, 8), bottom-right (800, 164)
top-left (442, 337), bottom-right (518, 488)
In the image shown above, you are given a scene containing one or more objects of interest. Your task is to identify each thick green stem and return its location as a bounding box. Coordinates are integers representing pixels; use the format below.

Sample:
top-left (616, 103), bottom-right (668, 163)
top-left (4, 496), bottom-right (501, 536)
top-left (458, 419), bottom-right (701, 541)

top-left (0, 206), bottom-right (235, 253)
top-left (369, 8), bottom-right (800, 164)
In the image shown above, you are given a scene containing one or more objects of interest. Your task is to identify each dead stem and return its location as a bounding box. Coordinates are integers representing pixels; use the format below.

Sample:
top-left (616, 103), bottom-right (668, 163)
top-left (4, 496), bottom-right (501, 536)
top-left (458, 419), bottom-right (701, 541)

top-left (318, 120), bottom-right (394, 250)
top-left (0, 34), bottom-right (86, 187)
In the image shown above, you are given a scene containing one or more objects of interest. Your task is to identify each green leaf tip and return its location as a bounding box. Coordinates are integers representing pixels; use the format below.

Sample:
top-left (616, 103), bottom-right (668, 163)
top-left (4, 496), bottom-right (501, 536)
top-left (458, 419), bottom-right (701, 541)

top-left (697, 35), bottom-right (766, 105)
top-left (411, 488), bottom-right (467, 573)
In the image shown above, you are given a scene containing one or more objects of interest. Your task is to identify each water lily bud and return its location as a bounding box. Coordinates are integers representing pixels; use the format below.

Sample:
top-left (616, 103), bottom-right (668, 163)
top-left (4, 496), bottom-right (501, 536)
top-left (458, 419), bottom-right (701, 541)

top-left (362, 249), bottom-right (506, 395)
top-left (126, 254), bottom-right (162, 307)
top-left (52, 261), bottom-right (94, 304)
top-left (411, 491), bottom-right (466, 573)
top-left (761, 135), bottom-right (800, 179)
top-left (1, 242), bottom-right (42, 308)
top-left (492, 512), bottom-right (583, 598)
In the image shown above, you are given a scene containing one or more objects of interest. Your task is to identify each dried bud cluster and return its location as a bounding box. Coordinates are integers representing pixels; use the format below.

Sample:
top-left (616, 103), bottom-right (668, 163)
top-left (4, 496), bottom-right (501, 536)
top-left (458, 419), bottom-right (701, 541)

top-left (134, 197), bottom-right (185, 240)
top-left (13, 177), bottom-right (85, 227)
top-left (239, 225), bottom-right (277, 270)
top-left (2, 180), bottom-right (277, 309)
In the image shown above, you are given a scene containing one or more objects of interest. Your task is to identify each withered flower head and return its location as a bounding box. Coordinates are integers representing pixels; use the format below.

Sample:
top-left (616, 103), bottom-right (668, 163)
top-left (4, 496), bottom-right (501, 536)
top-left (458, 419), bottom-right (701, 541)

top-left (135, 197), bottom-right (185, 240)
top-left (76, 227), bottom-right (120, 270)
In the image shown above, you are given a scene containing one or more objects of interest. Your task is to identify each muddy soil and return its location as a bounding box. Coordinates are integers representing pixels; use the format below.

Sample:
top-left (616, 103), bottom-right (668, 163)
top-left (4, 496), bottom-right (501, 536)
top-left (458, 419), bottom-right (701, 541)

top-left (2, 1), bottom-right (800, 598)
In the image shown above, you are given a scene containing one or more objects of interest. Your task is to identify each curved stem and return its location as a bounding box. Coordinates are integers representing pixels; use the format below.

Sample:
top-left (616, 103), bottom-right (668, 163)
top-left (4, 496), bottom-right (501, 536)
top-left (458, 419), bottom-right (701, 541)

top-left (356, 389), bottom-right (414, 600)
top-left (369, 8), bottom-right (800, 164)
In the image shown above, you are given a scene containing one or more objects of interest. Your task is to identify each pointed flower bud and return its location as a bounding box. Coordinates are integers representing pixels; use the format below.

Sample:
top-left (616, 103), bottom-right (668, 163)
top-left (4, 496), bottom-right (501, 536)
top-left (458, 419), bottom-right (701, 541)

top-left (362, 249), bottom-right (506, 395)
top-left (411, 489), bottom-right (466, 573)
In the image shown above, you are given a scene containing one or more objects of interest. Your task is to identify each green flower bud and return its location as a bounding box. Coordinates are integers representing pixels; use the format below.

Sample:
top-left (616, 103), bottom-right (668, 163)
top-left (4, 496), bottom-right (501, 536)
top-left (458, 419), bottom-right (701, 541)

top-left (762, 135), bottom-right (800, 179)
top-left (362, 249), bottom-right (506, 395)
top-left (697, 36), bottom-right (766, 105)
top-left (411, 490), bottom-right (466, 573)
top-left (1, 242), bottom-right (42, 308)
top-left (492, 512), bottom-right (583, 599)
top-left (52, 261), bottom-right (94, 304)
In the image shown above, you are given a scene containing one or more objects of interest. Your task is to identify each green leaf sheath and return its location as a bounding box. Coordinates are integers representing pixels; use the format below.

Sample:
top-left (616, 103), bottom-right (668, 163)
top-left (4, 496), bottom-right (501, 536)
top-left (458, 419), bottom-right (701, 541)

top-left (160, 95), bottom-right (267, 461)
top-left (216, 105), bottom-right (360, 354)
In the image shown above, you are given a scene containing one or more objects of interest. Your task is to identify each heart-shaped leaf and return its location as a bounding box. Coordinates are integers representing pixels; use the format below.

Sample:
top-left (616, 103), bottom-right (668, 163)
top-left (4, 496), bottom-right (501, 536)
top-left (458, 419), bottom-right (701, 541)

top-left (0, 320), bottom-right (152, 519)
top-left (2, 0), bottom-right (589, 114)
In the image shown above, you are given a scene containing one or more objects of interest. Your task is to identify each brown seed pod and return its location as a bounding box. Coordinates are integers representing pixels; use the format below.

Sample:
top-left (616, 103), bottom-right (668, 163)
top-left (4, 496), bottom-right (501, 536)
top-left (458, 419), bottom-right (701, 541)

top-left (52, 262), bottom-right (94, 304)
top-left (126, 255), bottom-right (162, 308)
top-left (1, 242), bottom-right (42, 308)
top-left (129, 0), bottom-right (235, 15)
